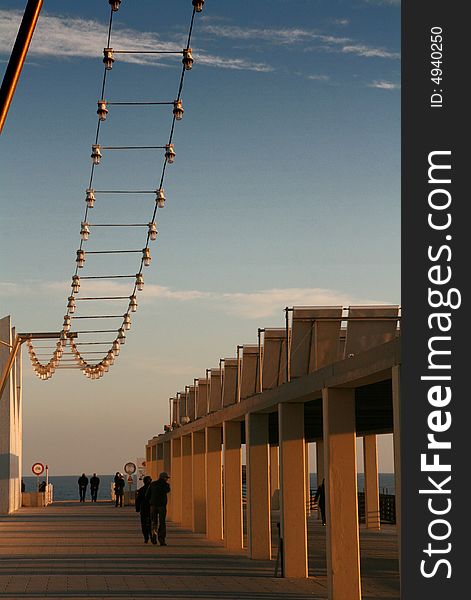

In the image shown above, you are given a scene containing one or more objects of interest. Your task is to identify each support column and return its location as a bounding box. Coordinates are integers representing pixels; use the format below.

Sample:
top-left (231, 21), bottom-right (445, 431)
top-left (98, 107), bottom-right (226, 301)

top-left (323, 387), bottom-right (361, 600)
top-left (392, 365), bottom-right (401, 573)
top-left (181, 435), bottom-right (193, 529)
top-left (163, 440), bottom-right (172, 519)
top-left (170, 438), bottom-right (182, 524)
top-left (316, 440), bottom-right (325, 521)
top-left (363, 434), bottom-right (380, 530)
top-left (0, 316), bottom-right (21, 515)
top-left (305, 440), bottom-right (311, 515)
top-left (192, 430), bottom-right (206, 533)
top-left (223, 420), bottom-right (243, 550)
top-left (206, 427), bottom-right (223, 541)
top-left (279, 403), bottom-right (308, 578)
top-left (269, 444), bottom-right (280, 510)
top-left (246, 413), bottom-right (271, 559)
top-left (156, 444), bottom-right (164, 478)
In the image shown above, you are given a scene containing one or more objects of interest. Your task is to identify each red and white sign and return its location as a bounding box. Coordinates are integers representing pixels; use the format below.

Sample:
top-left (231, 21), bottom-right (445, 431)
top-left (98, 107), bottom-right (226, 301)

top-left (31, 462), bottom-right (44, 476)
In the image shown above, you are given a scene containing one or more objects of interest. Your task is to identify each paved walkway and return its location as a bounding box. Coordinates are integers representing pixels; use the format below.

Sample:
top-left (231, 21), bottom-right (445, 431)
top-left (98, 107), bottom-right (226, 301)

top-left (0, 502), bottom-right (399, 599)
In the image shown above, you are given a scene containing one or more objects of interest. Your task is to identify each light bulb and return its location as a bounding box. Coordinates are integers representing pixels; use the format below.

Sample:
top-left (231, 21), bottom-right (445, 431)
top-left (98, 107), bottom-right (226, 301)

top-left (173, 99), bottom-right (184, 120)
top-left (109, 0), bottom-right (121, 12)
top-left (71, 275), bottom-right (80, 293)
top-left (129, 295), bottom-right (137, 312)
top-left (165, 144), bottom-right (175, 164)
top-left (76, 249), bottom-right (85, 268)
top-left (80, 222), bottom-right (90, 241)
top-left (86, 188), bottom-right (96, 208)
top-left (155, 188), bottom-right (166, 208)
top-left (142, 247), bottom-right (151, 267)
top-left (136, 273), bottom-right (144, 291)
top-left (67, 296), bottom-right (76, 314)
top-left (182, 48), bottom-right (193, 70)
top-left (148, 222), bottom-right (157, 240)
top-left (103, 48), bottom-right (114, 70)
top-left (97, 99), bottom-right (108, 121)
top-left (91, 145), bottom-right (101, 165)
top-left (192, 0), bottom-right (204, 12)
top-left (123, 314), bottom-right (131, 330)
top-left (63, 315), bottom-right (71, 332)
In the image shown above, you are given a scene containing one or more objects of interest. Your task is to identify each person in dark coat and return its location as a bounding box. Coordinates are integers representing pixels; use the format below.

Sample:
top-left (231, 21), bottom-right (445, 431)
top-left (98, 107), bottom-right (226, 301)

top-left (145, 472), bottom-right (170, 545)
top-left (78, 473), bottom-right (88, 502)
top-left (314, 478), bottom-right (326, 525)
top-left (90, 473), bottom-right (100, 502)
top-left (135, 476), bottom-right (152, 543)
top-left (114, 472), bottom-right (125, 507)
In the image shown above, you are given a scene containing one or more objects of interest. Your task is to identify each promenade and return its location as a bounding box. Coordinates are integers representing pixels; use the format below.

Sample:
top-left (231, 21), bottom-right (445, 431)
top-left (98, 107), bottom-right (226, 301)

top-left (0, 501), bottom-right (399, 599)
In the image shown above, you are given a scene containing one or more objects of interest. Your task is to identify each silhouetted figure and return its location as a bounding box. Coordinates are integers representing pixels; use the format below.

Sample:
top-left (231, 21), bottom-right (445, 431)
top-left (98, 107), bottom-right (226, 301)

top-left (146, 472), bottom-right (170, 545)
top-left (114, 472), bottom-right (125, 507)
top-left (314, 478), bottom-right (326, 525)
top-left (90, 473), bottom-right (100, 502)
top-left (78, 473), bottom-right (88, 502)
top-left (135, 475), bottom-right (152, 543)
top-left (21, 479), bottom-right (25, 493)
top-left (38, 480), bottom-right (46, 492)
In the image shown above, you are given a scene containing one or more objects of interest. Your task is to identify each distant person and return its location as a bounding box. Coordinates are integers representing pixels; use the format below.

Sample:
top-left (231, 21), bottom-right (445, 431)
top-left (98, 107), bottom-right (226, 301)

top-left (21, 479), bottom-right (25, 493)
top-left (114, 472), bottom-right (125, 507)
top-left (38, 480), bottom-right (46, 492)
top-left (90, 473), bottom-right (100, 502)
top-left (146, 472), bottom-right (170, 545)
top-left (314, 478), bottom-right (326, 526)
top-left (78, 473), bottom-right (89, 502)
top-left (135, 475), bottom-right (152, 543)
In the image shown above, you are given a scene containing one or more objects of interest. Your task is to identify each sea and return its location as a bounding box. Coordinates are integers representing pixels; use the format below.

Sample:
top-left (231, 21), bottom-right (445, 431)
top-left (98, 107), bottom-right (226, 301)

top-left (24, 472), bottom-right (395, 502)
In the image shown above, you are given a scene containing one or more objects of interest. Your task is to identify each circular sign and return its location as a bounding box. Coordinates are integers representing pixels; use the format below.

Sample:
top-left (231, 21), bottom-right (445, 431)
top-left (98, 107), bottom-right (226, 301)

top-left (124, 462), bottom-right (136, 475)
top-left (32, 462), bottom-right (44, 476)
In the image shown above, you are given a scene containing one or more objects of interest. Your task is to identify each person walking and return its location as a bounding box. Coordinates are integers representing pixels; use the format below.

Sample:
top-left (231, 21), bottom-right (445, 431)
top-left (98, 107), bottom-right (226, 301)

top-left (146, 472), bottom-right (170, 545)
top-left (314, 478), bottom-right (326, 526)
top-left (114, 472), bottom-right (125, 507)
top-left (135, 475), bottom-right (152, 543)
top-left (78, 473), bottom-right (88, 503)
top-left (90, 473), bottom-right (100, 502)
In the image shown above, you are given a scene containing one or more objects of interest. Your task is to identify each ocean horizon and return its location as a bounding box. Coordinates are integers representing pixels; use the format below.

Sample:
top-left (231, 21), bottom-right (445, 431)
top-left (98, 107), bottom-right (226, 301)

top-left (24, 472), bottom-right (395, 502)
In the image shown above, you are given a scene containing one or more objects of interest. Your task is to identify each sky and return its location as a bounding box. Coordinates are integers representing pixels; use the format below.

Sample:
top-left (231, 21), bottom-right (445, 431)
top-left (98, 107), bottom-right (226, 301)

top-left (0, 0), bottom-right (400, 475)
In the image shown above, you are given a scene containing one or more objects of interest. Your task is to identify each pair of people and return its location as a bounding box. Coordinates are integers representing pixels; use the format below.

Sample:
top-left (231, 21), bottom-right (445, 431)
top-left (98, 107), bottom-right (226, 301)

top-left (135, 472), bottom-right (170, 546)
top-left (78, 473), bottom-right (100, 502)
top-left (114, 472), bottom-right (125, 507)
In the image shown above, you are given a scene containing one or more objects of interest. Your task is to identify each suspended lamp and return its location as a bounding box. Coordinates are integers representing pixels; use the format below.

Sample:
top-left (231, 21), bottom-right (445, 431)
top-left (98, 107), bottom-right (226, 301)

top-left (109, 0), bottom-right (121, 12)
top-left (67, 296), bottom-right (76, 314)
top-left (165, 144), bottom-right (175, 163)
top-left (80, 222), bottom-right (90, 241)
top-left (129, 295), bottom-right (137, 312)
top-left (136, 273), bottom-right (144, 291)
top-left (103, 47), bottom-right (114, 70)
top-left (86, 188), bottom-right (96, 208)
top-left (148, 222), bottom-right (157, 240)
top-left (63, 315), bottom-right (71, 332)
top-left (142, 247), bottom-right (151, 266)
top-left (182, 48), bottom-right (193, 70)
top-left (71, 275), bottom-right (80, 293)
top-left (76, 249), bottom-right (85, 268)
top-left (155, 188), bottom-right (166, 208)
top-left (91, 145), bottom-right (102, 165)
top-left (97, 100), bottom-right (108, 121)
top-left (123, 314), bottom-right (131, 330)
top-left (173, 99), bottom-right (184, 120)
top-left (192, 0), bottom-right (204, 12)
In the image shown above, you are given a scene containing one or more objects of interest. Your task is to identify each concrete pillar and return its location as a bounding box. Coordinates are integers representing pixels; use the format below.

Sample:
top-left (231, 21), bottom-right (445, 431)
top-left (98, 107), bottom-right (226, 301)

top-left (392, 365), bottom-right (401, 570)
top-left (163, 441), bottom-right (172, 519)
top-left (181, 435), bottom-right (193, 529)
top-left (278, 403), bottom-right (308, 578)
top-left (363, 435), bottom-right (380, 530)
top-left (269, 444), bottom-right (280, 510)
top-left (322, 387), bottom-right (361, 600)
top-left (316, 440), bottom-right (325, 521)
top-left (192, 431), bottom-right (206, 533)
top-left (170, 438), bottom-right (182, 524)
top-left (223, 420), bottom-right (243, 550)
top-left (245, 413), bottom-right (271, 559)
top-left (156, 443), bottom-right (164, 478)
top-left (205, 427), bottom-right (223, 541)
top-left (305, 440), bottom-right (311, 515)
top-left (0, 316), bottom-right (21, 515)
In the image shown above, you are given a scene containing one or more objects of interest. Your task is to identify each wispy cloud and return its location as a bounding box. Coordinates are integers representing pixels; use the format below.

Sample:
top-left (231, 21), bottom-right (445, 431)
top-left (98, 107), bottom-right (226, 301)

top-left (200, 22), bottom-right (399, 60)
top-left (368, 80), bottom-right (400, 90)
top-left (332, 19), bottom-right (350, 27)
top-left (306, 74), bottom-right (330, 81)
top-left (2, 280), bottom-right (383, 320)
top-left (0, 9), bottom-right (271, 72)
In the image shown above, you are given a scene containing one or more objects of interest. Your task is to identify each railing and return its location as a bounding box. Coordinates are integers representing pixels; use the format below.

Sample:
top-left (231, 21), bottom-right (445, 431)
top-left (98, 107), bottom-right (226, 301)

top-left (308, 489), bottom-right (396, 524)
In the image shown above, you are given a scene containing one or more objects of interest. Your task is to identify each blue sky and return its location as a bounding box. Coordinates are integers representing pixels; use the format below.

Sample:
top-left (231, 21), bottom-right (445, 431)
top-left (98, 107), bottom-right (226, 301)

top-left (0, 0), bottom-right (400, 475)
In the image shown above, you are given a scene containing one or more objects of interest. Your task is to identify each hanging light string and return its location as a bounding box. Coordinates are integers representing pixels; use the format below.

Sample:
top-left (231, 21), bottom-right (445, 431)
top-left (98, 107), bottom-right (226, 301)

top-left (27, 0), bottom-right (203, 380)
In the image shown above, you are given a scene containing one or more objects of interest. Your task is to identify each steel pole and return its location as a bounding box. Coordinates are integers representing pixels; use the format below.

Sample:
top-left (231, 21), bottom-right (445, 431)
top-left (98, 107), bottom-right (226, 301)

top-left (0, 0), bottom-right (43, 134)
